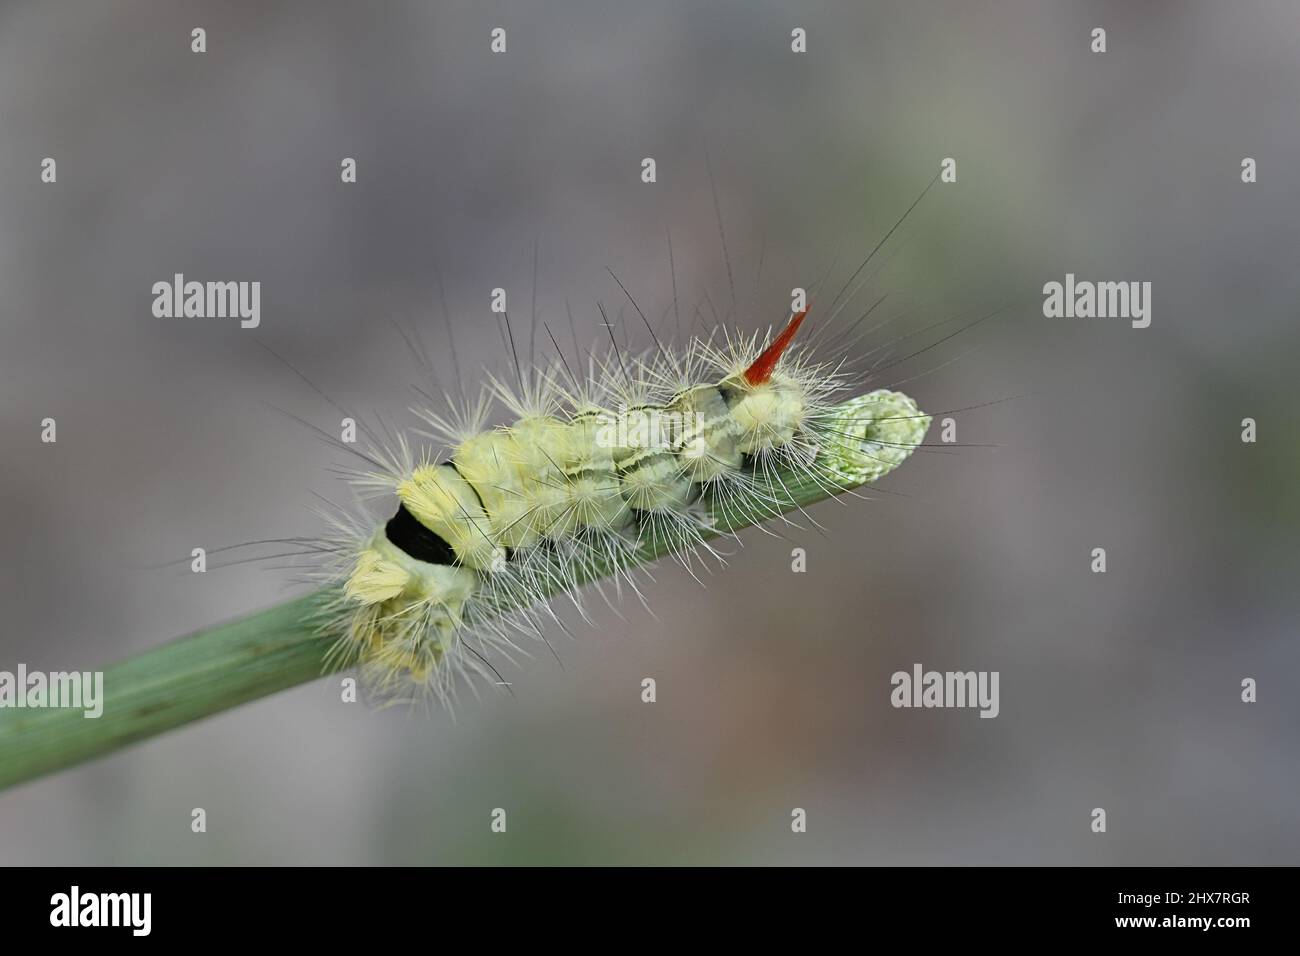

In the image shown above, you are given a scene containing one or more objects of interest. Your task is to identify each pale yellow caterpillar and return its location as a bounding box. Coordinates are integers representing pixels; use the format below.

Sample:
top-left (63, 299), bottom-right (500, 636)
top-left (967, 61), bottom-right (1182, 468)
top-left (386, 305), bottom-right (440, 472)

top-left (308, 299), bottom-right (932, 703)
top-left (246, 176), bottom-right (975, 706)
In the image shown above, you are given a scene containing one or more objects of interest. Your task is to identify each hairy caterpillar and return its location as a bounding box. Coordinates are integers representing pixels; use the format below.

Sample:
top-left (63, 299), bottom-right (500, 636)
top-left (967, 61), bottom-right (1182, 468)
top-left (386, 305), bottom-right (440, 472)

top-left (231, 176), bottom-right (986, 706)
top-left (307, 298), bottom-right (931, 703)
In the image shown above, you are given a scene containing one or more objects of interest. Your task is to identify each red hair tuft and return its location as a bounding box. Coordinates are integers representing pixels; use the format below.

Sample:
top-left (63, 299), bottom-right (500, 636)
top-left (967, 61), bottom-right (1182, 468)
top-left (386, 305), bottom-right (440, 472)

top-left (743, 307), bottom-right (809, 386)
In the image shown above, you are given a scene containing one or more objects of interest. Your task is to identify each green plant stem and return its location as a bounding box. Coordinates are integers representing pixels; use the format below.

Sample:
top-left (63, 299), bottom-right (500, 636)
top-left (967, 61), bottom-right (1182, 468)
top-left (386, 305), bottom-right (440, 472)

top-left (0, 594), bottom-right (331, 791)
top-left (0, 392), bottom-right (928, 791)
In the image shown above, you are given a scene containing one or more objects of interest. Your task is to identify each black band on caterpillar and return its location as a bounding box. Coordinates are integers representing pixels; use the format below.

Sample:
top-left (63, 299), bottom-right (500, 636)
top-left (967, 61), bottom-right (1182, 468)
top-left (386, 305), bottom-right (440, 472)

top-left (384, 503), bottom-right (458, 566)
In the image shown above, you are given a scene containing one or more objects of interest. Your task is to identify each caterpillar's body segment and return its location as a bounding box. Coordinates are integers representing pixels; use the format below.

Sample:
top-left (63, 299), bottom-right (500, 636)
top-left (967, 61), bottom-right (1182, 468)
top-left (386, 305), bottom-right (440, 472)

top-left (325, 308), bottom-right (931, 700)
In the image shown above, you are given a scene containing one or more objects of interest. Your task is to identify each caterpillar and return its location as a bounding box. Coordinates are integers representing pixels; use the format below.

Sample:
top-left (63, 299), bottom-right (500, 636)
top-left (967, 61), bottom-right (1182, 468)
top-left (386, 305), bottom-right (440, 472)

top-left (309, 296), bottom-right (932, 704)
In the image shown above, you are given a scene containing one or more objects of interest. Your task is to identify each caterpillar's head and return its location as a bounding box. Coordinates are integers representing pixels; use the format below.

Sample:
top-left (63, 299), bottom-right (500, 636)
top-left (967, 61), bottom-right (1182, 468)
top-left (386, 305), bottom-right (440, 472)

top-left (821, 389), bottom-right (931, 486)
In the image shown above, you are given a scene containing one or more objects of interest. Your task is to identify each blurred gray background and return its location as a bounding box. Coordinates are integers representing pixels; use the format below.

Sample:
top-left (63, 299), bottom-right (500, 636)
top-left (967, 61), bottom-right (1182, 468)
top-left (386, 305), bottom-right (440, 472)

top-left (1, 0), bottom-right (1297, 864)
